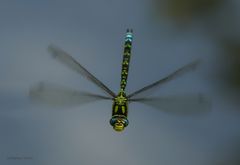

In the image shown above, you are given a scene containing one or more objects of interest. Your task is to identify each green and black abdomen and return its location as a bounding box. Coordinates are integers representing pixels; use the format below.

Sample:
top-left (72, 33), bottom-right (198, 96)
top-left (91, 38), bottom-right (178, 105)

top-left (120, 29), bottom-right (133, 91)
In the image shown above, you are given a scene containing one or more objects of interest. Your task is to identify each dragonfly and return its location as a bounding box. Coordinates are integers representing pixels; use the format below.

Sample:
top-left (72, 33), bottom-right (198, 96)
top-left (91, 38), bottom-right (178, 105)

top-left (30, 29), bottom-right (210, 132)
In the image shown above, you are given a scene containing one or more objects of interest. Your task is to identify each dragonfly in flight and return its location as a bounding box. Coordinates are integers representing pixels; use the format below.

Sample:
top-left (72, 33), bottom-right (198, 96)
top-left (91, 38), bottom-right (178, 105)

top-left (30, 29), bottom-right (210, 132)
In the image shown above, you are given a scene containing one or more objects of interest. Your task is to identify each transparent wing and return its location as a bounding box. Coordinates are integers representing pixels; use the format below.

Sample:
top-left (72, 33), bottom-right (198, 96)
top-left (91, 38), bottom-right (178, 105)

top-left (129, 93), bottom-right (211, 115)
top-left (127, 60), bottom-right (201, 99)
top-left (29, 82), bottom-right (112, 107)
top-left (48, 45), bottom-right (116, 98)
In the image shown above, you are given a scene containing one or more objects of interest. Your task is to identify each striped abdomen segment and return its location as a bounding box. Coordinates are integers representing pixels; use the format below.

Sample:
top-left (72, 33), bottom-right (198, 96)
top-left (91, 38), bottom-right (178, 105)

top-left (120, 29), bottom-right (133, 91)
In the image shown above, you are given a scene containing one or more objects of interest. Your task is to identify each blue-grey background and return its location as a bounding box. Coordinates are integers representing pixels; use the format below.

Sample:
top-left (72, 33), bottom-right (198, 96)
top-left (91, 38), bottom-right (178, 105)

top-left (1, 0), bottom-right (240, 165)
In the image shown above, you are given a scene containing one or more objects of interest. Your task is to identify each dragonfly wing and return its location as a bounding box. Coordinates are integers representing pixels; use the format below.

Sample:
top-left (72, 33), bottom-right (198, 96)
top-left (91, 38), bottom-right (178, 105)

top-left (48, 45), bottom-right (116, 98)
top-left (129, 93), bottom-right (211, 115)
top-left (29, 82), bottom-right (112, 107)
top-left (127, 60), bottom-right (201, 99)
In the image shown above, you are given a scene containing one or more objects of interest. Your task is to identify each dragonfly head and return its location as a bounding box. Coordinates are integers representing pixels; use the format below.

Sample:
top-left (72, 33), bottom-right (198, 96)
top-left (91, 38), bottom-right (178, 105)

top-left (110, 115), bottom-right (129, 132)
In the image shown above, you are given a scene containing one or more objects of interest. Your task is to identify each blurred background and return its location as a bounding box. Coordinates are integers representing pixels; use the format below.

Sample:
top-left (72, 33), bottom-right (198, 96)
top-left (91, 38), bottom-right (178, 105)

top-left (0, 0), bottom-right (240, 165)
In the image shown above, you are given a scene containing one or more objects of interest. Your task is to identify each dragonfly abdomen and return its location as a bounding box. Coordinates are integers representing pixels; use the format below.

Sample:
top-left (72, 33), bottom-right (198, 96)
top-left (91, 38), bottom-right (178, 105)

top-left (120, 29), bottom-right (133, 91)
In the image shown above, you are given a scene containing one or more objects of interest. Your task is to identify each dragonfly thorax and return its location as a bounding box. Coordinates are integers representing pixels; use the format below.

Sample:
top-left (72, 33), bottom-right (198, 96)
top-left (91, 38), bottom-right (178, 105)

top-left (110, 91), bottom-right (129, 132)
top-left (114, 91), bottom-right (128, 105)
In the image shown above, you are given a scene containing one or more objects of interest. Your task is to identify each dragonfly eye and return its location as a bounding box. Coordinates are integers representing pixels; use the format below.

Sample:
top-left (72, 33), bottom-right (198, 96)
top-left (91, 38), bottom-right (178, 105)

top-left (109, 116), bottom-right (129, 132)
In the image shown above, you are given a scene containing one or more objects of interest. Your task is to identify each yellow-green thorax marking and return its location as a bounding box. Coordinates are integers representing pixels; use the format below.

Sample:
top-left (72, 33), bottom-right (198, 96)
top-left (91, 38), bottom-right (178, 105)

top-left (110, 29), bottom-right (133, 132)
